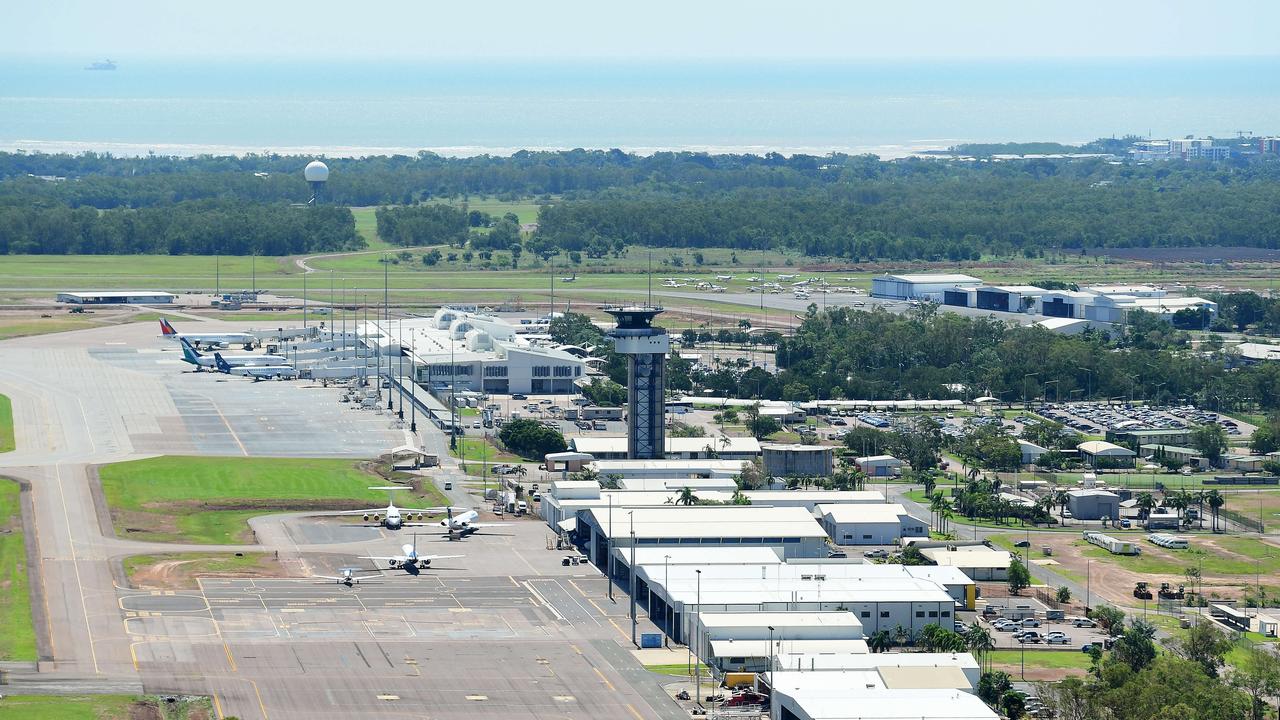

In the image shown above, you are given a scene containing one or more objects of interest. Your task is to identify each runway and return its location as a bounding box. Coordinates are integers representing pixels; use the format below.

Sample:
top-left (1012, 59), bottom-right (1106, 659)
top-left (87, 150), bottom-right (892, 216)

top-left (0, 319), bottom-right (680, 719)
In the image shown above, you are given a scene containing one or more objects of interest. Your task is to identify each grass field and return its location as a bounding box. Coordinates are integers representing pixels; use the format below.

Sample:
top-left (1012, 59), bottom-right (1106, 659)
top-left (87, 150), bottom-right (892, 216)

top-left (0, 695), bottom-right (211, 720)
top-left (0, 479), bottom-right (35, 661)
top-left (1074, 536), bottom-right (1280, 577)
top-left (988, 649), bottom-right (1092, 671)
top-left (455, 437), bottom-right (522, 464)
top-left (644, 662), bottom-right (712, 677)
top-left (0, 394), bottom-right (12, 453)
top-left (99, 456), bottom-right (445, 544)
top-left (124, 552), bottom-right (281, 589)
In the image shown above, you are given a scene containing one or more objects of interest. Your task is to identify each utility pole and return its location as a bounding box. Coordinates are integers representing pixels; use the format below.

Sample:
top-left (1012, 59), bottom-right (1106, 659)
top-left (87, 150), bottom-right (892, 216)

top-left (664, 554), bottom-right (671, 647)
top-left (768, 625), bottom-right (777, 720)
top-left (303, 269), bottom-right (308, 329)
top-left (397, 318), bottom-right (405, 420)
top-left (385, 256), bottom-right (393, 410)
top-left (630, 511), bottom-right (637, 647)
top-left (695, 569), bottom-right (702, 708)
top-left (409, 337), bottom-right (417, 434)
top-left (607, 494), bottom-right (614, 601)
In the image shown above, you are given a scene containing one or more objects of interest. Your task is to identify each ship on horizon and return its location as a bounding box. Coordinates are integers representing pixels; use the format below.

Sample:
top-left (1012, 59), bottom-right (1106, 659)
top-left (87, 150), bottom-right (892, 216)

top-left (85, 59), bottom-right (117, 71)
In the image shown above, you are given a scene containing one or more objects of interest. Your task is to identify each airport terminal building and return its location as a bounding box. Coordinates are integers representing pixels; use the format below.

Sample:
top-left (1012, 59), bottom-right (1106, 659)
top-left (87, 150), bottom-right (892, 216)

top-left (363, 309), bottom-right (587, 395)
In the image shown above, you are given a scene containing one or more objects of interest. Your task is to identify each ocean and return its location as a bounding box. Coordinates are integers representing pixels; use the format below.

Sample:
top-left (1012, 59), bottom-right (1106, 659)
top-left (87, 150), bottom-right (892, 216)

top-left (1, 57), bottom-right (1277, 158)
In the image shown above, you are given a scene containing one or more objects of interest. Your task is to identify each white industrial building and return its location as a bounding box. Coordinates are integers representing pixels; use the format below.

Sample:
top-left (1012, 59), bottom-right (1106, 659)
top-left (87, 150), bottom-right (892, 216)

top-left (871, 273), bottom-right (983, 301)
top-left (568, 435), bottom-right (760, 460)
top-left (762, 444), bottom-right (834, 477)
top-left (366, 309), bottom-right (587, 395)
top-left (1067, 489), bottom-right (1121, 520)
top-left (854, 455), bottom-right (903, 477)
top-left (1019, 439), bottom-right (1047, 465)
top-left (56, 290), bottom-right (176, 304)
top-left (920, 545), bottom-right (1012, 581)
top-left (580, 506), bottom-right (831, 566)
top-left (588, 458), bottom-right (747, 481)
top-left (817, 503), bottom-right (928, 545)
top-left (693, 611), bottom-right (864, 669)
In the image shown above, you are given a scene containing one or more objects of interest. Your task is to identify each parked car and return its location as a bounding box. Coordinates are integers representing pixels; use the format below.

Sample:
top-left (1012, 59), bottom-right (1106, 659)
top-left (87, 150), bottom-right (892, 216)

top-left (1021, 618), bottom-right (1041, 628)
top-left (1045, 632), bottom-right (1072, 645)
top-left (1017, 631), bottom-right (1043, 643)
top-left (1071, 618), bottom-right (1097, 628)
top-left (828, 550), bottom-right (848, 559)
top-left (1014, 540), bottom-right (1031, 548)
top-left (863, 549), bottom-right (889, 558)
top-left (511, 393), bottom-right (527, 400)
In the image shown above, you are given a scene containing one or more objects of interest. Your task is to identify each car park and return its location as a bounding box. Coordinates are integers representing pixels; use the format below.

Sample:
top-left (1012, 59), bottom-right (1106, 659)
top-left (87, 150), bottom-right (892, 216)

top-left (1071, 617), bottom-right (1097, 628)
top-left (1016, 631), bottom-right (1043, 643)
top-left (1021, 618), bottom-right (1041, 628)
top-left (1045, 632), bottom-right (1071, 645)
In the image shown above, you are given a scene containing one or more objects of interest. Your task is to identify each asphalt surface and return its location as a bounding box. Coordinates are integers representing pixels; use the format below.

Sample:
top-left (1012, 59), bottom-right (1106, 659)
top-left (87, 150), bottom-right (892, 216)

top-left (0, 319), bottom-right (680, 719)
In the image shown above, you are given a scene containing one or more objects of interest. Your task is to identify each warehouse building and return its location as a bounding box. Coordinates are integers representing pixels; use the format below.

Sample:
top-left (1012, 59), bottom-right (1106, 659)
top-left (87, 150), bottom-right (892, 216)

top-left (1067, 489), bottom-right (1121, 520)
top-left (871, 273), bottom-right (983, 301)
top-left (762, 443), bottom-right (834, 477)
top-left (816, 503), bottom-right (928, 545)
top-left (920, 545), bottom-right (1012, 581)
top-left (854, 454), bottom-right (903, 477)
top-left (588, 458), bottom-right (746, 481)
top-left (581, 506), bottom-right (831, 567)
top-left (56, 290), bottom-right (176, 305)
top-left (568, 435), bottom-right (760, 460)
top-left (693, 611), bottom-right (864, 669)
top-left (1078, 440), bottom-right (1136, 469)
top-left (969, 285), bottom-right (1052, 313)
top-left (1018, 439), bottom-right (1047, 465)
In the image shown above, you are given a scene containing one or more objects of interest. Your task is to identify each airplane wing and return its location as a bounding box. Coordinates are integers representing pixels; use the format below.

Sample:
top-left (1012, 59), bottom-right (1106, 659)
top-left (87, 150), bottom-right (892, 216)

top-left (313, 575), bottom-right (381, 583)
top-left (418, 554), bottom-right (464, 561)
top-left (334, 509), bottom-right (388, 515)
top-left (462, 523), bottom-right (510, 529)
top-left (358, 555), bottom-right (406, 564)
top-left (398, 507), bottom-right (452, 514)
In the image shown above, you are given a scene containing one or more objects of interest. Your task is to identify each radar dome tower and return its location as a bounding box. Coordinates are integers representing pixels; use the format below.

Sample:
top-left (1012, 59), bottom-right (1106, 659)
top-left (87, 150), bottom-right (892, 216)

top-left (604, 305), bottom-right (668, 459)
top-left (303, 160), bottom-right (329, 204)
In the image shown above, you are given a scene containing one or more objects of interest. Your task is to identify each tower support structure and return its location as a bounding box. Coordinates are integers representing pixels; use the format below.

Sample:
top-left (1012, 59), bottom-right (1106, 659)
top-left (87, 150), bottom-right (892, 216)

top-left (604, 306), bottom-right (668, 460)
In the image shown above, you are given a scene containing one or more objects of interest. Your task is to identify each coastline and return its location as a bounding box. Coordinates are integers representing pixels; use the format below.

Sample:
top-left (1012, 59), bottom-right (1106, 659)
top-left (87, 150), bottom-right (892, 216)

top-left (0, 138), bottom-right (982, 160)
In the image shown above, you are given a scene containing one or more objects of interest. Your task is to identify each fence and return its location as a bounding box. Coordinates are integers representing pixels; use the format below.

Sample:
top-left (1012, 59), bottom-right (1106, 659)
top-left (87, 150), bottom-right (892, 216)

top-left (1219, 507), bottom-right (1264, 533)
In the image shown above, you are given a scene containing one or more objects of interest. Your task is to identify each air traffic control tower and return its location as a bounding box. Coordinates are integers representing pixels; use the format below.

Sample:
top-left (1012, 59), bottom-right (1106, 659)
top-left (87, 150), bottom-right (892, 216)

top-left (604, 305), bottom-right (668, 459)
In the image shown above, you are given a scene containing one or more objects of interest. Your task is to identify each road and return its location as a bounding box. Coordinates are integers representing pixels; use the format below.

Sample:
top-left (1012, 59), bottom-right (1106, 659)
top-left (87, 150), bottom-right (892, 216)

top-left (0, 320), bottom-right (680, 719)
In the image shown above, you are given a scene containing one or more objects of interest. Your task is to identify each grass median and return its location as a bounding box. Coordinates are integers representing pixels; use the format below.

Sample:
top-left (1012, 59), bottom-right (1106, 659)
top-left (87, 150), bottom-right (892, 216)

top-left (124, 552), bottom-right (283, 590)
top-left (99, 456), bottom-right (447, 544)
top-left (0, 695), bottom-right (211, 720)
top-left (0, 479), bottom-right (35, 660)
top-left (0, 394), bottom-right (12, 453)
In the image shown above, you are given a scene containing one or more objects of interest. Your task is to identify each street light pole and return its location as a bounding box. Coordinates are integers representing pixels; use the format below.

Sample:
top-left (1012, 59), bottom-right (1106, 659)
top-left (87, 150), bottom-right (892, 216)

top-left (664, 554), bottom-right (672, 647)
top-left (768, 625), bottom-right (777, 720)
top-left (607, 495), bottom-right (614, 602)
top-left (630, 511), bottom-right (637, 647)
top-left (695, 568), bottom-right (702, 708)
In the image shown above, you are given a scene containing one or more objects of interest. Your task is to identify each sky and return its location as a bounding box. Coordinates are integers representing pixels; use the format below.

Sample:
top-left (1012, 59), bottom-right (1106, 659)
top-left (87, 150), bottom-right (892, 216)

top-left (4, 0), bottom-right (1277, 61)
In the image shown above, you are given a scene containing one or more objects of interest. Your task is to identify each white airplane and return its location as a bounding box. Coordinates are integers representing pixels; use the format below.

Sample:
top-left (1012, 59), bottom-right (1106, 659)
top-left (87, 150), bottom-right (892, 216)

top-left (715, 274), bottom-right (734, 281)
top-left (792, 279), bottom-right (811, 286)
top-left (708, 284), bottom-right (726, 293)
top-left (160, 318), bottom-right (257, 350)
top-left (745, 276), bottom-right (761, 282)
top-left (212, 353), bottom-right (298, 380)
top-left (179, 338), bottom-right (286, 371)
top-left (662, 279), bottom-right (682, 287)
top-left (560, 274), bottom-right (577, 283)
top-left (438, 507), bottom-right (509, 540)
top-left (794, 290), bottom-right (811, 300)
top-left (314, 567), bottom-right (381, 586)
top-left (334, 487), bottom-right (451, 530)
top-left (777, 274), bottom-right (797, 280)
top-left (360, 533), bottom-right (462, 571)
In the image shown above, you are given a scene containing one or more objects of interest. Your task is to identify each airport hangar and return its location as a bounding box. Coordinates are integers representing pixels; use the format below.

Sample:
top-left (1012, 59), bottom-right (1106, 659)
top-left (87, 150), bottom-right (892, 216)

top-left (56, 290), bottom-right (176, 304)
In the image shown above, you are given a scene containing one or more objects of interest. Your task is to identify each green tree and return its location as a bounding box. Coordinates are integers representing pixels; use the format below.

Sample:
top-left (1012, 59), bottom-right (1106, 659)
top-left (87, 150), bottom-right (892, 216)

top-left (1192, 423), bottom-right (1228, 467)
top-left (1232, 645), bottom-right (1280, 720)
top-left (496, 418), bottom-right (566, 459)
top-left (1091, 605), bottom-right (1126, 636)
top-left (676, 487), bottom-right (698, 506)
top-left (1007, 558), bottom-right (1031, 595)
top-left (1173, 621), bottom-right (1233, 678)
top-left (1056, 586), bottom-right (1072, 604)
top-left (1249, 416), bottom-right (1280, 455)
top-left (977, 671), bottom-right (1012, 705)
top-left (1112, 619), bottom-right (1157, 672)
top-left (1207, 489), bottom-right (1225, 532)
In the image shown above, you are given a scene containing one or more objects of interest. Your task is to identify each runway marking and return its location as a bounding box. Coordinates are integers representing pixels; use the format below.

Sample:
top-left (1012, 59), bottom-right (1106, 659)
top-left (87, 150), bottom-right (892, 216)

top-left (207, 395), bottom-right (248, 456)
top-left (212, 694), bottom-right (224, 719)
top-left (593, 666), bottom-right (616, 692)
top-left (627, 703), bottom-right (646, 720)
top-left (30, 480), bottom-right (57, 660)
top-left (54, 464), bottom-right (100, 674)
top-left (571, 644), bottom-right (583, 655)
top-left (608, 617), bottom-right (629, 641)
top-left (523, 580), bottom-right (564, 622)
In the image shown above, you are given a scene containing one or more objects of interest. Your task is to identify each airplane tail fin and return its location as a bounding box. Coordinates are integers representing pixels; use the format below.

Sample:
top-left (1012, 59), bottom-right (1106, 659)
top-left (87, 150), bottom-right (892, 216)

top-left (160, 318), bottom-right (177, 336)
top-left (213, 352), bottom-right (231, 373)
top-left (178, 337), bottom-right (201, 363)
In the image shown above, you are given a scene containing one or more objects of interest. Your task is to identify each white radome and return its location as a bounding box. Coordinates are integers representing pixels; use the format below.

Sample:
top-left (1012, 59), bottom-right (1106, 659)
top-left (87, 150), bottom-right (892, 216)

top-left (304, 160), bottom-right (329, 182)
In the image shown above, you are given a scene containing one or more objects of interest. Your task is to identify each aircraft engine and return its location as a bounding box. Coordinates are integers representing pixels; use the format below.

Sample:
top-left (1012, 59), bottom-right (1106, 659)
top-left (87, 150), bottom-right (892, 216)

top-left (387, 559), bottom-right (399, 568)
top-left (362, 514), bottom-right (370, 522)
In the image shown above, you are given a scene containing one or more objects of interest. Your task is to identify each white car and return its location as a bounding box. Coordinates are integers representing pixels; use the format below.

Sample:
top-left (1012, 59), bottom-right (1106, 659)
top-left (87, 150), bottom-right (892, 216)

top-left (1071, 618), bottom-right (1097, 628)
top-left (1045, 633), bottom-right (1072, 645)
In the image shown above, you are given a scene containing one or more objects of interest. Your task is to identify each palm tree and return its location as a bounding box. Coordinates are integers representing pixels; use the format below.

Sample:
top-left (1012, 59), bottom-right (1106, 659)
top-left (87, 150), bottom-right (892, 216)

top-left (1053, 489), bottom-right (1069, 517)
top-left (965, 622), bottom-right (995, 673)
top-left (919, 624), bottom-right (941, 651)
top-left (1207, 489), bottom-right (1225, 532)
top-left (940, 508), bottom-right (953, 535)
top-left (570, 467), bottom-right (601, 485)
top-left (929, 492), bottom-right (948, 533)
top-left (868, 630), bottom-right (892, 653)
top-left (892, 625), bottom-right (909, 648)
top-left (730, 489), bottom-right (751, 505)
top-left (1195, 490), bottom-right (1208, 530)
top-left (1135, 492), bottom-right (1156, 520)
top-left (677, 486), bottom-right (699, 506)
top-left (922, 473), bottom-right (937, 497)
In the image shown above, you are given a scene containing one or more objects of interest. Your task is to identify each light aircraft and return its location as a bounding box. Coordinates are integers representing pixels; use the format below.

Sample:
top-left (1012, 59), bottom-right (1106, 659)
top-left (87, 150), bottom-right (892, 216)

top-left (314, 567), bottom-right (381, 586)
top-left (708, 284), bottom-right (726, 293)
top-left (745, 276), bottom-right (761, 282)
top-left (777, 274), bottom-right (797, 280)
top-left (335, 487), bottom-right (451, 530)
top-left (160, 318), bottom-right (257, 350)
top-left (438, 507), bottom-right (509, 540)
top-left (179, 337), bottom-right (286, 371)
top-left (360, 533), bottom-right (462, 570)
top-left (212, 352), bottom-right (298, 380)
top-left (560, 273), bottom-right (577, 283)
top-left (793, 290), bottom-right (811, 300)
top-left (715, 274), bottom-right (734, 281)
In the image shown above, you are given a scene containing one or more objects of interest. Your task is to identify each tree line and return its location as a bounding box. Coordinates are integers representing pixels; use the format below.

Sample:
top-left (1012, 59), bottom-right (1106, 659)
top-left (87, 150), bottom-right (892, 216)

top-left (0, 200), bottom-right (361, 256)
top-left (684, 305), bottom-right (1280, 413)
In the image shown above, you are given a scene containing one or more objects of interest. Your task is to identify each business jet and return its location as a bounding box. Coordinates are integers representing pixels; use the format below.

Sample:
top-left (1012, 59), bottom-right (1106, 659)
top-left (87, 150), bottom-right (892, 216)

top-left (160, 318), bottom-right (257, 350)
top-left (334, 487), bottom-right (451, 530)
top-left (178, 338), bottom-right (286, 371)
top-left (314, 568), bottom-right (381, 586)
top-left (438, 507), bottom-right (509, 540)
top-left (360, 533), bottom-right (462, 570)
top-left (212, 353), bottom-right (298, 380)
top-left (715, 274), bottom-right (734, 281)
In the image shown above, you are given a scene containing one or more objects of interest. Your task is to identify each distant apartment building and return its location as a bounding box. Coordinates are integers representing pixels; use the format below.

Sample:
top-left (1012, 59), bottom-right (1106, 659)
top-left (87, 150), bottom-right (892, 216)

top-left (1262, 137), bottom-right (1280, 155)
top-left (1131, 138), bottom-right (1228, 162)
